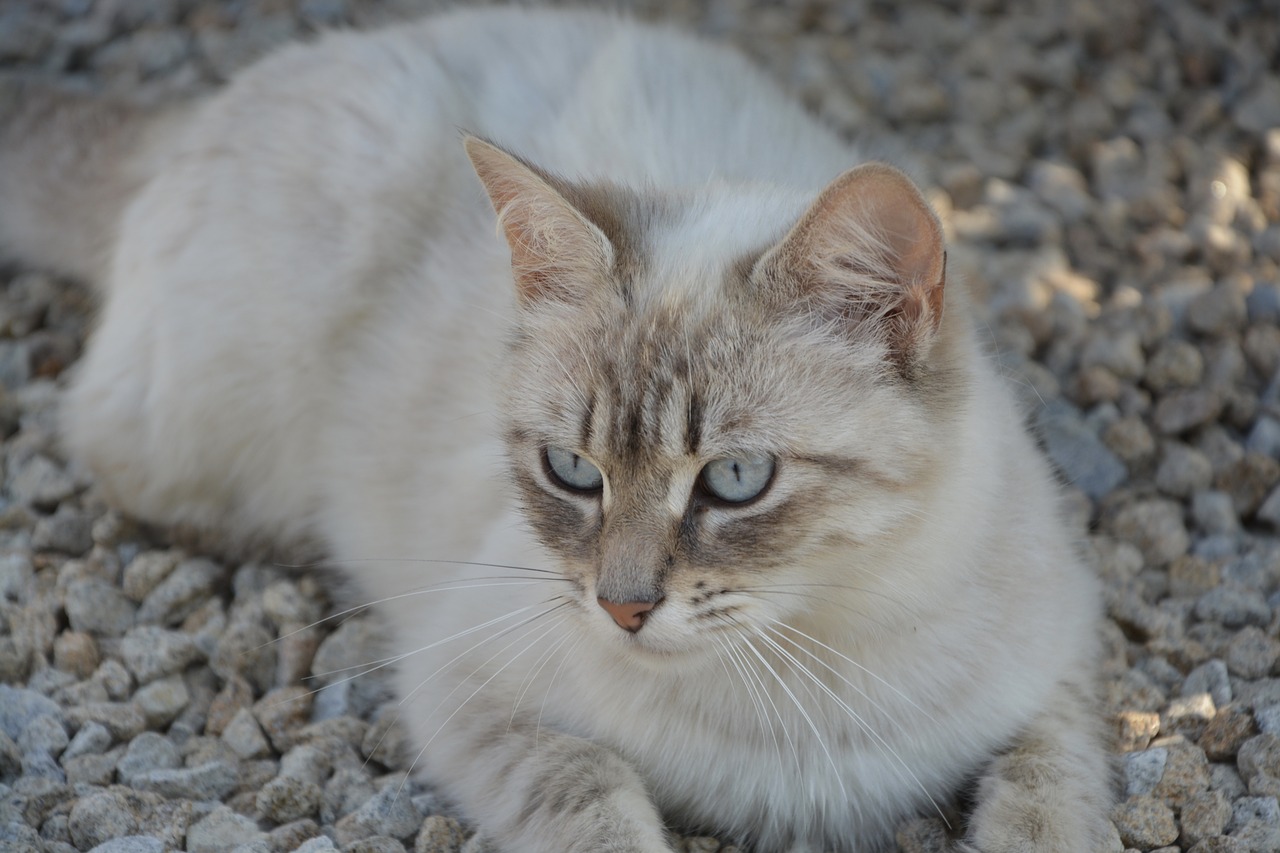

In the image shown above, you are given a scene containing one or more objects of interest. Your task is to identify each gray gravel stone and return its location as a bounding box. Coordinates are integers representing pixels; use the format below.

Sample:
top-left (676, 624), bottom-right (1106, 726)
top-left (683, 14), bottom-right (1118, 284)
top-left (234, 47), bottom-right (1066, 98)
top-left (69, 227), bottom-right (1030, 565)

top-left (297, 837), bottom-right (338, 852)
top-left (1196, 587), bottom-right (1272, 629)
top-left (88, 838), bottom-right (167, 853)
top-left (120, 550), bottom-right (182, 603)
top-left (68, 791), bottom-right (140, 850)
top-left (256, 774), bottom-right (322, 823)
top-left (130, 759), bottom-right (239, 800)
top-left (5, 453), bottom-right (76, 508)
top-left (18, 714), bottom-right (67, 757)
top-left (1123, 747), bottom-right (1167, 796)
top-left (1112, 794), bottom-right (1179, 849)
top-left (187, 804), bottom-right (264, 853)
top-left (1156, 442), bottom-right (1215, 499)
top-left (64, 579), bottom-right (136, 637)
top-left (334, 784), bottom-right (423, 844)
top-left (117, 731), bottom-right (181, 783)
top-left (133, 673), bottom-right (191, 726)
top-left (136, 557), bottom-right (222, 626)
top-left (61, 721), bottom-right (112, 761)
top-left (120, 625), bottom-right (203, 683)
top-left (1110, 498), bottom-right (1190, 566)
top-left (1035, 402), bottom-right (1128, 501)
top-left (0, 686), bottom-right (62, 740)
top-left (65, 702), bottom-right (146, 741)
top-left (222, 707), bottom-right (272, 759)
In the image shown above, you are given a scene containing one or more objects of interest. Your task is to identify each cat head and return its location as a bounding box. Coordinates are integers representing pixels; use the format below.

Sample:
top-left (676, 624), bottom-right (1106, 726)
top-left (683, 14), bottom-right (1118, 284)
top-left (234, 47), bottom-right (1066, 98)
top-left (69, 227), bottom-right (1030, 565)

top-left (466, 137), bottom-right (968, 660)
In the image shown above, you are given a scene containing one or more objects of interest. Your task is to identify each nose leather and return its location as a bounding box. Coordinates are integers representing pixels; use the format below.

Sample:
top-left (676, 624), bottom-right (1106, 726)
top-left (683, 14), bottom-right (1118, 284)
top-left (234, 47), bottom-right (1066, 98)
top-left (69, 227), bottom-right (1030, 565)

top-left (597, 597), bottom-right (659, 633)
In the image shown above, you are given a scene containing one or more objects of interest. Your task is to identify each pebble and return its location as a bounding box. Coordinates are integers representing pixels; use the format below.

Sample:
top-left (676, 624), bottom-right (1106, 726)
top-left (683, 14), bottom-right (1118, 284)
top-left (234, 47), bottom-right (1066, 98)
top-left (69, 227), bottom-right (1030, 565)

top-left (256, 774), bottom-right (322, 823)
top-left (130, 760), bottom-right (239, 800)
top-left (1195, 587), bottom-right (1271, 629)
top-left (1109, 498), bottom-right (1190, 566)
top-left (5, 454), bottom-right (77, 508)
top-left (1202, 705), bottom-right (1259, 761)
top-left (1033, 405), bottom-right (1129, 500)
top-left (117, 732), bottom-right (181, 783)
top-left (222, 707), bottom-right (272, 759)
top-left (1227, 626), bottom-right (1280, 679)
top-left (1184, 791), bottom-right (1234, 846)
top-left (1154, 739), bottom-right (1211, 807)
top-left (415, 815), bottom-right (466, 853)
top-left (334, 784), bottom-right (423, 845)
top-left (31, 506), bottom-right (94, 554)
top-left (133, 673), bottom-right (191, 726)
top-left (136, 558), bottom-right (222, 626)
top-left (53, 630), bottom-right (100, 678)
top-left (186, 805), bottom-right (264, 853)
top-left (61, 722), bottom-right (112, 761)
top-left (120, 625), bottom-right (204, 684)
top-left (120, 551), bottom-right (182, 603)
top-left (64, 579), bottom-right (136, 637)
top-left (87, 838), bottom-right (166, 853)
top-left (1146, 340), bottom-right (1205, 392)
top-left (65, 703), bottom-right (146, 741)
top-left (68, 791), bottom-right (140, 850)
top-left (1112, 794), bottom-right (1179, 850)
top-left (0, 686), bottom-right (63, 741)
top-left (1124, 747), bottom-right (1167, 796)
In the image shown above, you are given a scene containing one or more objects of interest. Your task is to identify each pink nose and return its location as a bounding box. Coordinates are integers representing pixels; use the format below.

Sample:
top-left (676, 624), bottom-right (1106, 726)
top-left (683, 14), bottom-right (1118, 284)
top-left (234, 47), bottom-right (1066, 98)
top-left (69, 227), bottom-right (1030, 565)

top-left (597, 597), bottom-right (659, 633)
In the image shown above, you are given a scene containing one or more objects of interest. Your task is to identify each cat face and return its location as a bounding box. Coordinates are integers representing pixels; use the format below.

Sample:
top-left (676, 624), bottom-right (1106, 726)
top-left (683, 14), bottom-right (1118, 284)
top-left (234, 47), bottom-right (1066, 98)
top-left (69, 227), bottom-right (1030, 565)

top-left (466, 138), bottom-right (961, 659)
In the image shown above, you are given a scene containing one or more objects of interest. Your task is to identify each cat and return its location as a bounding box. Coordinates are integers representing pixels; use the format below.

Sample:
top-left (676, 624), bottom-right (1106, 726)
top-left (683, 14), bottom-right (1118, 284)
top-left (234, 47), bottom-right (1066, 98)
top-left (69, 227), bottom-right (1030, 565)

top-left (0, 8), bottom-right (1112, 852)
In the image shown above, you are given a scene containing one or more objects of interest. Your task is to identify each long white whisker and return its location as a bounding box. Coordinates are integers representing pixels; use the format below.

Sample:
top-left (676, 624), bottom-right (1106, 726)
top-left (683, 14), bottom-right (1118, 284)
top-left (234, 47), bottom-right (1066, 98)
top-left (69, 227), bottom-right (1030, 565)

top-left (718, 623), bottom-right (803, 780)
top-left (712, 635), bottom-right (779, 765)
top-left (739, 631), bottom-right (848, 802)
top-left (754, 628), bottom-right (949, 827)
top-left (509, 627), bottom-right (577, 730)
top-left (769, 620), bottom-right (938, 724)
top-left (536, 634), bottom-right (584, 750)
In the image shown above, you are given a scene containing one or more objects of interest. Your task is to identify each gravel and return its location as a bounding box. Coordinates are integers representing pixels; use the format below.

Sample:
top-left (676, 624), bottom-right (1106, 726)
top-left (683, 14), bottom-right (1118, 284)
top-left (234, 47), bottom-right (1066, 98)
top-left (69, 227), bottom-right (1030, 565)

top-left (1, 1), bottom-right (1278, 852)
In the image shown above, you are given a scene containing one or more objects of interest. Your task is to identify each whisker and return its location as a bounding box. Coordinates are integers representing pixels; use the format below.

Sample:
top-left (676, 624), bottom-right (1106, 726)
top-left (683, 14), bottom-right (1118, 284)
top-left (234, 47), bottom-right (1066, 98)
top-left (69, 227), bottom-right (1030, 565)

top-left (753, 627), bottom-right (949, 828)
top-left (711, 634), bottom-right (780, 765)
top-left (768, 620), bottom-right (938, 724)
top-left (399, 600), bottom-right (572, 706)
top-left (400, 609), bottom-right (573, 796)
top-left (536, 634), bottom-right (585, 750)
top-left (737, 630), bottom-right (848, 802)
top-left (714, 617), bottom-right (803, 779)
top-left (508, 627), bottom-right (577, 730)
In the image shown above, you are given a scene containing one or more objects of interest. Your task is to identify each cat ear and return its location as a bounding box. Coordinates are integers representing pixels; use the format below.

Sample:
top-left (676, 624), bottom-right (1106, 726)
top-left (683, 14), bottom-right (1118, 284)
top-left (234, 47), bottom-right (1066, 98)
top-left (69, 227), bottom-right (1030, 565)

top-left (464, 136), bottom-right (614, 305)
top-left (755, 163), bottom-right (946, 370)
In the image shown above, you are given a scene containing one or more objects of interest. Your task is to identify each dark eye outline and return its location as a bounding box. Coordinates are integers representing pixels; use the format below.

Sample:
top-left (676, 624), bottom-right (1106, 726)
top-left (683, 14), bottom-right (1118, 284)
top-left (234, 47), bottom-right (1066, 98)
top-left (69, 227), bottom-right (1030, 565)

top-left (542, 447), bottom-right (604, 495)
top-left (696, 456), bottom-right (776, 506)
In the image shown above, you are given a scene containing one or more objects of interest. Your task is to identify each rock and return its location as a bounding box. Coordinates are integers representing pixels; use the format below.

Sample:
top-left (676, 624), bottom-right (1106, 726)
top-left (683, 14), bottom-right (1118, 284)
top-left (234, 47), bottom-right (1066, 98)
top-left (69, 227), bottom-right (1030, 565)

top-left (136, 557), bottom-right (222, 626)
top-left (121, 550), bottom-right (182, 602)
top-left (1155, 387), bottom-right (1224, 435)
top-left (1261, 485), bottom-right (1280, 531)
top-left (120, 625), bottom-right (203, 683)
top-left (1188, 836), bottom-right (1249, 853)
top-left (64, 579), bottom-right (136, 637)
top-left (1123, 748), bottom-right (1167, 796)
top-left (130, 760), bottom-right (239, 800)
top-left (0, 686), bottom-right (63, 740)
top-left (1188, 283), bottom-right (1249, 337)
top-left (87, 838), bottom-right (166, 853)
top-left (1111, 795), bottom-right (1178, 849)
top-left (5, 454), bottom-right (76, 508)
top-left (31, 505), bottom-right (94, 554)
top-left (18, 714), bottom-right (67, 757)
top-left (53, 630), bottom-right (100, 678)
top-left (1194, 490), bottom-right (1242, 536)
top-left (1227, 626), bottom-right (1280, 678)
top-left (334, 784), bottom-right (423, 845)
top-left (1218, 454), bottom-right (1280, 517)
top-left (187, 805), bottom-right (264, 853)
top-left (117, 731), bottom-right (181, 783)
top-left (1185, 660), bottom-right (1234, 707)
top-left (346, 837), bottom-right (408, 853)
top-left (222, 707), bottom-right (272, 759)
top-left (1153, 739), bottom-right (1211, 807)
top-left (65, 702), bottom-right (146, 741)
top-left (1240, 735), bottom-right (1280, 785)
top-left (279, 743), bottom-right (332, 785)
top-left (1183, 790), bottom-right (1234, 846)
top-left (1109, 498), bottom-right (1190, 566)
top-left (1203, 705), bottom-right (1260, 761)
top-left (68, 791), bottom-right (140, 850)
top-left (296, 837), bottom-right (338, 852)
top-left (415, 815), bottom-right (466, 853)
top-left (267, 819), bottom-right (324, 851)
top-left (210, 619), bottom-right (276, 694)
top-left (1146, 339), bottom-right (1205, 392)
top-left (253, 686), bottom-right (313, 753)
top-left (1196, 586), bottom-right (1271, 629)
top-left (206, 674), bottom-right (254, 736)
top-left (62, 721), bottom-right (112, 761)
top-left (134, 673), bottom-right (191, 726)
top-left (256, 774), bottom-right (322, 823)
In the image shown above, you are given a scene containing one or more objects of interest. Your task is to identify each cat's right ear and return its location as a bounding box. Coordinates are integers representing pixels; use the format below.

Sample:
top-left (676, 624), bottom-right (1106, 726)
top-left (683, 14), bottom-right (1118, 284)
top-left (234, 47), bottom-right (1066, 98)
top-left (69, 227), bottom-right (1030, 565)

top-left (753, 163), bottom-right (946, 373)
top-left (464, 137), bottom-right (614, 305)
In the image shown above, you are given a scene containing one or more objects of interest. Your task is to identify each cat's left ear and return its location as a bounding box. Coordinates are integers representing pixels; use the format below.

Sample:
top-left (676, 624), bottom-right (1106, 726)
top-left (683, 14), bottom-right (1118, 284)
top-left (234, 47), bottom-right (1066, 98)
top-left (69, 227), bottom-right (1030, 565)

top-left (465, 136), bottom-right (614, 306)
top-left (753, 163), bottom-right (946, 372)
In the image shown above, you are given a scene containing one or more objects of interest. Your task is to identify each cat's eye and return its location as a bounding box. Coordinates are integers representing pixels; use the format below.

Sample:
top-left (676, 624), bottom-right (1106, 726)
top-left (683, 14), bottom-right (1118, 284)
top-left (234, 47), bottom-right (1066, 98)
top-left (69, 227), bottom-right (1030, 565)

top-left (700, 455), bottom-right (774, 504)
top-left (544, 447), bottom-right (604, 493)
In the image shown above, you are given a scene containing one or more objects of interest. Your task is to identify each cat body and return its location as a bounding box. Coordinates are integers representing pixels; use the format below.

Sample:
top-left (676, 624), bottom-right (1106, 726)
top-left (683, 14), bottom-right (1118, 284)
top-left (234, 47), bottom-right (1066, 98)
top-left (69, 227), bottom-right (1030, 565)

top-left (0, 9), bottom-right (1110, 852)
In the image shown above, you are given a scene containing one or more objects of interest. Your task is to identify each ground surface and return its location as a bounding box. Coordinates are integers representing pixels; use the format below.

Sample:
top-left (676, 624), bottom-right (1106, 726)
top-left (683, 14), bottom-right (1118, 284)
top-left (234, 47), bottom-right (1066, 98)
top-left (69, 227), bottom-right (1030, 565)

top-left (1, 1), bottom-right (1279, 852)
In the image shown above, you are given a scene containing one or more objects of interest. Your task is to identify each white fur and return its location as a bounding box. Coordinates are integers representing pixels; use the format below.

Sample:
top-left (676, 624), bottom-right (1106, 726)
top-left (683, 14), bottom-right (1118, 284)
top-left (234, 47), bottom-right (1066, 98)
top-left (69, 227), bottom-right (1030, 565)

top-left (9, 9), bottom-right (1111, 852)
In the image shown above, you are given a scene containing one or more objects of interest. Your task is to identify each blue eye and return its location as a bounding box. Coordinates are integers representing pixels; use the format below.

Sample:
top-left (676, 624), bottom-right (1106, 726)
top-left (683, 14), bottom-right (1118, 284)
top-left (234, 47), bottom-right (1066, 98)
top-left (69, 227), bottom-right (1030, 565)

top-left (700, 456), bottom-right (774, 503)
top-left (545, 447), bottom-right (604, 493)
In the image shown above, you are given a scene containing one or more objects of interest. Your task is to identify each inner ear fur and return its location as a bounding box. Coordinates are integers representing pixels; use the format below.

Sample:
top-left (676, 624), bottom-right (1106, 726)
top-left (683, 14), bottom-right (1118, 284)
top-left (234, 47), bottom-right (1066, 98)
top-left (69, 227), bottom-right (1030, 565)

top-left (754, 163), bottom-right (947, 371)
top-left (465, 136), bottom-right (614, 306)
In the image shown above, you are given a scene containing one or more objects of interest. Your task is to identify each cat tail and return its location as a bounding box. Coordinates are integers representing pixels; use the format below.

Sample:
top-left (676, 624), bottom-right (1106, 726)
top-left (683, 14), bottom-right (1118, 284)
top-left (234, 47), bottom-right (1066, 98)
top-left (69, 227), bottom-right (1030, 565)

top-left (0, 74), bottom-right (191, 284)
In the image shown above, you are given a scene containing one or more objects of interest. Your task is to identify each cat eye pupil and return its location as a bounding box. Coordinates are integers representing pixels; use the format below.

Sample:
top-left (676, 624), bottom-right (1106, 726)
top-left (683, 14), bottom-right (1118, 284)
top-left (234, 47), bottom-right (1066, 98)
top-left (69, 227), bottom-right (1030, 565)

top-left (700, 455), bottom-right (774, 504)
top-left (544, 447), bottom-right (604, 493)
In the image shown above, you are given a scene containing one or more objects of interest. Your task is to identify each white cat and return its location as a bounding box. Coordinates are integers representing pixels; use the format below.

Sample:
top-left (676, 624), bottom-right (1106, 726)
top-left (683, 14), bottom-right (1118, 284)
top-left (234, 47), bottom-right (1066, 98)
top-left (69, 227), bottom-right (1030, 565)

top-left (0, 8), bottom-right (1111, 852)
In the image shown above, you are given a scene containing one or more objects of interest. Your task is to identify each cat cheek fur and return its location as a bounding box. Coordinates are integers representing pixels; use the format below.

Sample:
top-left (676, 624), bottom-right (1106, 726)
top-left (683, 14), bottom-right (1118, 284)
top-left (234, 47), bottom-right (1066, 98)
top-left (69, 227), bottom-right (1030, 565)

top-left (4, 8), bottom-right (1113, 852)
